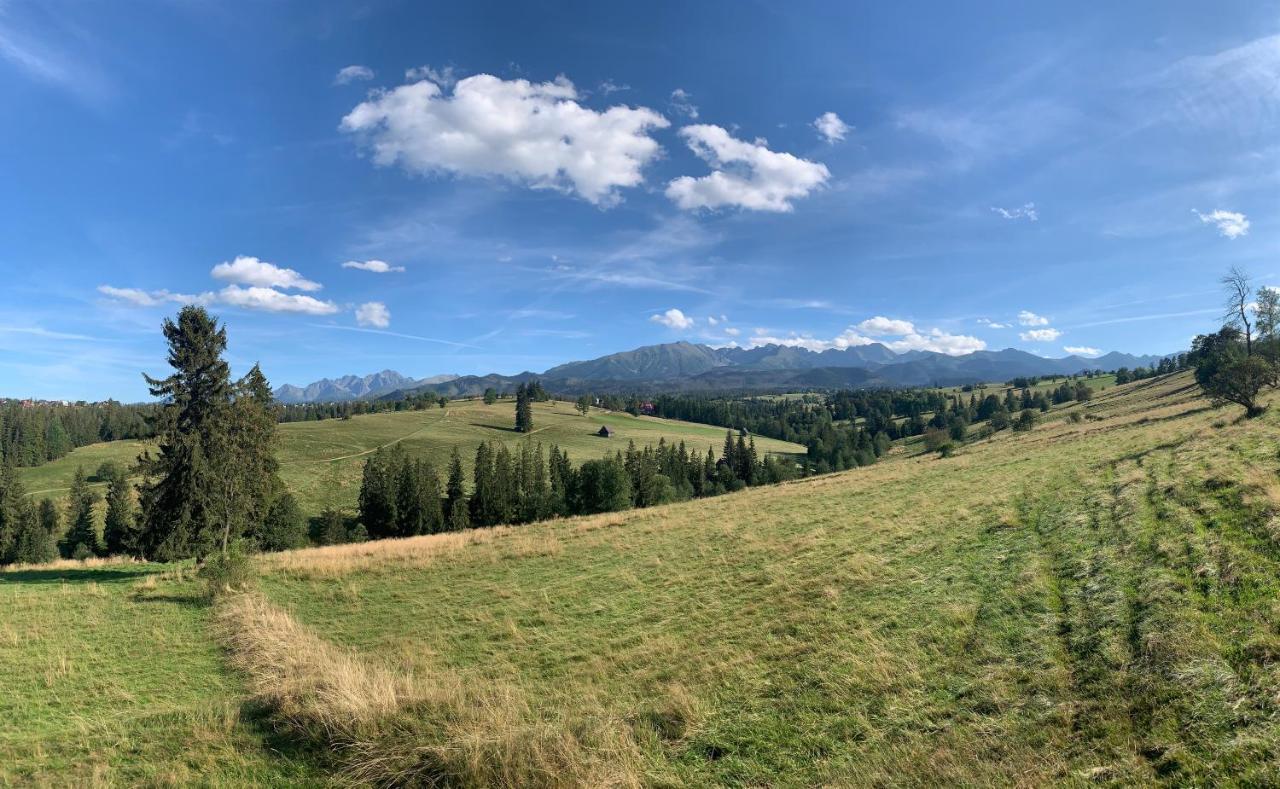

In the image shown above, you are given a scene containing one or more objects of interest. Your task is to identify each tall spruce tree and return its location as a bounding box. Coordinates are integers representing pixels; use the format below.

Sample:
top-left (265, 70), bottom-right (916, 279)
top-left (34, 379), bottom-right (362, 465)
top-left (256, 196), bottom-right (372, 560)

top-left (62, 466), bottom-right (100, 559)
top-left (12, 498), bottom-right (56, 565)
top-left (359, 447), bottom-right (399, 538)
top-left (103, 474), bottom-right (137, 556)
top-left (445, 448), bottom-right (470, 530)
top-left (137, 306), bottom-right (234, 560)
top-left (515, 382), bottom-right (534, 433)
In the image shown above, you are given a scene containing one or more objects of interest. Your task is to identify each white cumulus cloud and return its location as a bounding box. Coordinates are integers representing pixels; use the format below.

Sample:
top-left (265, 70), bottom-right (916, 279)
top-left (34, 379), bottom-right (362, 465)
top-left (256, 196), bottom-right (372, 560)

top-left (217, 285), bottom-right (339, 315)
top-left (813, 111), bottom-right (851, 143)
top-left (1064, 346), bottom-right (1102, 357)
top-left (342, 259), bottom-right (404, 273)
top-left (650, 308), bottom-right (695, 330)
top-left (1193, 208), bottom-right (1249, 239)
top-left (977, 318), bottom-right (1011, 328)
top-left (992, 202), bottom-right (1038, 221)
top-left (746, 319), bottom-right (984, 355)
top-left (666, 125), bottom-right (830, 212)
top-left (1018, 310), bottom-right (1050, 326)
top-left (1020, 328), bottom-right (1063, 342)
top-left (341, 73), bottom-right (670, 205)
top-left (211, 256), bottom-right (321, 291)
top-left (856, 316), bottom-right (915, 336)
top-left (355, 301), bottom-right (391, 328)
top-left (333, 65), bottom-right (374, 85)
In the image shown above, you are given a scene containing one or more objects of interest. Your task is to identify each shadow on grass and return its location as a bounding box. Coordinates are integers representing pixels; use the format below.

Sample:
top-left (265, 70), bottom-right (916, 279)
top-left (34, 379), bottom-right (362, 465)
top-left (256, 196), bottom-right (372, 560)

top-left (132, 593), bottom-right (208, 608)
top-left (467, 422), bottom-right (521, 433)
top-left (237, 698), bottom-right (333, 770)
top-left (0, 567), bottom-right (157, 585)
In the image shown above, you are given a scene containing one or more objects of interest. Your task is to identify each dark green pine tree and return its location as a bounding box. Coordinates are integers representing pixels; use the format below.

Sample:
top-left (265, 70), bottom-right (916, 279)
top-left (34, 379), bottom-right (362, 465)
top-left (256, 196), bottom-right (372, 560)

top-left (722, 431), bottom-right (737, 474)
top-left (515, 383), bottom-right (534, 433)
top-left (62, 466), bottom-right (101, 559)
top-left (445, 448), bottom-right (470, 530)
top-left (0, 460), bottom-right (22, 563)
top-left (12, 498), bottom-right (56, 565)
top-left (103, 473), bottom-right (137, 556)
top-left (492, 444), bottom-right (517, 524)
top-left (359, 447), bottom-right (398, 539)
top-left (469, 442), bottom-right (494, 525)
top-left (136, 306), bottom-right (233, 561)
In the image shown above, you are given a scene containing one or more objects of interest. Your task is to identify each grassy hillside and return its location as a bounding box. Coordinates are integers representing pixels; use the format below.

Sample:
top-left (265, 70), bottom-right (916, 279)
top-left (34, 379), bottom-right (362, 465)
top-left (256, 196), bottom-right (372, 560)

top-left (16, 399), bottom-right (804, 516)
top-left (0, 561), bottom-right (322, 785)
top-left (6, 371), bottom-right (1279, 785)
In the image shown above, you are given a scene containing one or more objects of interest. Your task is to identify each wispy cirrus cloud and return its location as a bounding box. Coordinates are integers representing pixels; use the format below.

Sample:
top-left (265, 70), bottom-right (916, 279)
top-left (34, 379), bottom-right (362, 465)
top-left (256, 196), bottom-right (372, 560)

top-left (1192, 208), bottom-right (1249, 239)
top-left (342, 259), bottom-right (405, 273)
top-left (333, 64), bottom-right (373, 85)
top-left (991, 202), bottom-right (1038, 221)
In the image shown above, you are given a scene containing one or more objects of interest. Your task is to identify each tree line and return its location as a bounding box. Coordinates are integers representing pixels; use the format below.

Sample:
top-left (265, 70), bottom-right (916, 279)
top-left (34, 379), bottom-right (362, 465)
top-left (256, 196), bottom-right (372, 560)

top-left (0, 400), bottom-right (157, 468)
top-left (348, 430), bottom-right (800, 544)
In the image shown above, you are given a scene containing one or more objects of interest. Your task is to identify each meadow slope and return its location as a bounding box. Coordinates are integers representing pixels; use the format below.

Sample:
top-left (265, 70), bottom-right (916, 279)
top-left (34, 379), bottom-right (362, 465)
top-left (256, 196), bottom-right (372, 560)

top-left (5, 372), bottom-right (1279, 786)
top-left (248, 372), bottom-right (1280, 785)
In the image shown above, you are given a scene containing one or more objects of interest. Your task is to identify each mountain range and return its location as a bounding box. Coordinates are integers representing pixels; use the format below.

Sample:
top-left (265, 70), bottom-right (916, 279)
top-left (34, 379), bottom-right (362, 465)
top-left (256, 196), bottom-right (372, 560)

top-left (274, 371), bottom-right (458, 404)
top-left (274, 342), bottom-right (1172, 403)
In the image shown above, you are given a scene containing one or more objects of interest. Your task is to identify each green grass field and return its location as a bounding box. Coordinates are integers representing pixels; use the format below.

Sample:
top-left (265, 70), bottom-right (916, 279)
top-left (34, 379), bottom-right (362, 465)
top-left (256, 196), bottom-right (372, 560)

top-left (17, 399), bottom-right (804, 517)
top-left (6, 372), bottom-right (1279, 785)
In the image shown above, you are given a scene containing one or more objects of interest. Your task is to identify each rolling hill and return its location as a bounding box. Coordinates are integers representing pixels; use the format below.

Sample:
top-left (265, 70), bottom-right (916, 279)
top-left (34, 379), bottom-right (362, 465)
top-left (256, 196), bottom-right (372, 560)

top-left (17, 399), bottom-right (805, 517)
top-left (5, 372), bottom-right (1277, 785)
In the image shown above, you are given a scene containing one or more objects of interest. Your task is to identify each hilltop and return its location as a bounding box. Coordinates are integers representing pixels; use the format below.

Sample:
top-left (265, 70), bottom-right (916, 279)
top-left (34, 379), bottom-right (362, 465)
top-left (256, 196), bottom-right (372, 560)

top-left (5, 371), bottom-right (1277, 785)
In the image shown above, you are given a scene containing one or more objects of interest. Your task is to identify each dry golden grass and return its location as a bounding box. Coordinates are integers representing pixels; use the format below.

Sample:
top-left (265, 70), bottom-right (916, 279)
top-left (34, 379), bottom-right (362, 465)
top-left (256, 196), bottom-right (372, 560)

top-left (0, 555), bottom-right (144, 574)
top-left (216, 591), bottom-right (644, 787)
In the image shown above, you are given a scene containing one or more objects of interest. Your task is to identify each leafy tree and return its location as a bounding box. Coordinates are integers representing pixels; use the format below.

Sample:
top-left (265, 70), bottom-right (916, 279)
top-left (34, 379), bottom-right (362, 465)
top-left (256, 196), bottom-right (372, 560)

top-left (1190, 327), bottom-right (1274, 418)
top-left (483, 387), bottom-right (498, 405)
top-left (61, 466), bottom-right (100, 558)
top-left (314, 508), bottom-right (351, 546)
top-left (1256, 285), bottom-right (1280, 364)
top-left (576, 395), bottom-right (592, 416)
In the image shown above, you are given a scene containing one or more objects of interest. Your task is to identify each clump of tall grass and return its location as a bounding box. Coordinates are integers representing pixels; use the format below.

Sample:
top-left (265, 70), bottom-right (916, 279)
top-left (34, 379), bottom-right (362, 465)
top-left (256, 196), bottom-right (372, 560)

top-left (216, 592), bottom-right (643, 787)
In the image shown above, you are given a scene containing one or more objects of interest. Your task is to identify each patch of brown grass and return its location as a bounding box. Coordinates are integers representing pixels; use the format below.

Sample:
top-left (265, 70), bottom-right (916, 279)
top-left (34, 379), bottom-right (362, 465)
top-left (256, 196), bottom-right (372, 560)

top-left (216, 592), bottom-right (643, 787)
top-left (1, 555), bottom-right (143, 573)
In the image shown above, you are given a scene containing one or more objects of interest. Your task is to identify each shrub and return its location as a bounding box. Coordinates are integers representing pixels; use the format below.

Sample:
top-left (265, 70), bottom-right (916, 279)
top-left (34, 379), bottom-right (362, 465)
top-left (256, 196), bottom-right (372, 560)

top-left (200, 540), bottom-right (255, 599)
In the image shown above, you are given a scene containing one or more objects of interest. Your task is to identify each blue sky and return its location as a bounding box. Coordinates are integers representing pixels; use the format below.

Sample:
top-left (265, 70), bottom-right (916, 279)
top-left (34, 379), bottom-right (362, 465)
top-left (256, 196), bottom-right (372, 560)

top-left (1, 1), bottom-right (1276, 401)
